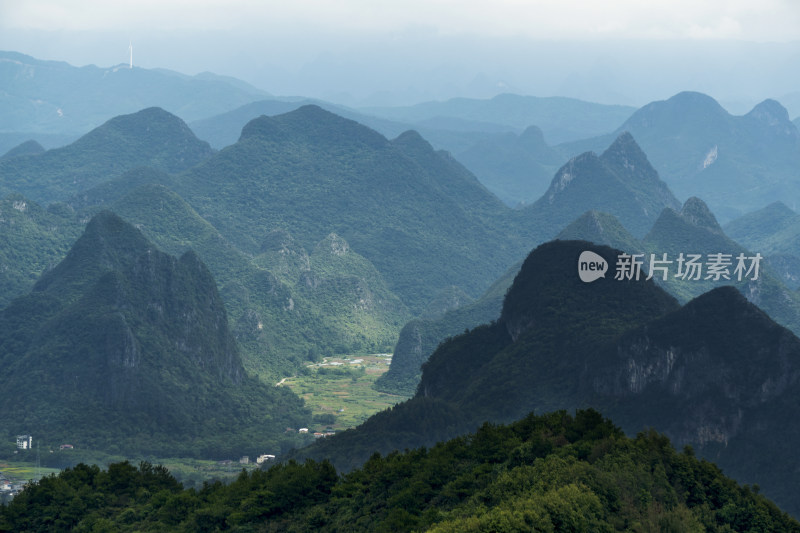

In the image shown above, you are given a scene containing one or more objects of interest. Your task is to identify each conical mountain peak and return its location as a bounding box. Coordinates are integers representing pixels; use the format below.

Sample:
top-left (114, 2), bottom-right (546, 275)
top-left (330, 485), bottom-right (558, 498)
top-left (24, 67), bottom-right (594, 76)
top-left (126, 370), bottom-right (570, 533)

top-left (392, 130), bottom-right (434, 153)
top-left (32, 211), bottom-right (152, 299)
top-left (239, 104), bottom-right (388, 149)
top-left (2, 140), bottom-right (45, 160)
top-left (746, 99), bottom-right (791, 126)
top-left (600, 131), bottom-right (651, 169)
top-left (556, 210), bottom-right (642, 252)
top-left (82, 107), bottom-right (205, 149)
top-left (679, 196), bottom-right (723, 233)
top-left (519, 125), bottom-right (547, 145)
top-left (500, 240), bottom-right (678, 342)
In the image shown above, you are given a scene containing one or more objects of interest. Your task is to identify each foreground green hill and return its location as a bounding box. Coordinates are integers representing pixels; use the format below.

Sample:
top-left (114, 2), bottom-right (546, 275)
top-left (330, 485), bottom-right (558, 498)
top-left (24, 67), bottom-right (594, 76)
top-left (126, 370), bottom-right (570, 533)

top-left (3, 410), bottom-right (797, 532)
top-left (0, 212), bottom-right (309, 457)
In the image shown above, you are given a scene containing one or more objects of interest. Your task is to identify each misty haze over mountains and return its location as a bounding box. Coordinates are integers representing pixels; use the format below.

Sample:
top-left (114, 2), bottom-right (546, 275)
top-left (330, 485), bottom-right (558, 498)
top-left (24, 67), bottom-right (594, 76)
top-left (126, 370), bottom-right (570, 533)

top-left (4, 29), bottom-right (800, 112)
top-left (4, 2), bottom-right (800, 524)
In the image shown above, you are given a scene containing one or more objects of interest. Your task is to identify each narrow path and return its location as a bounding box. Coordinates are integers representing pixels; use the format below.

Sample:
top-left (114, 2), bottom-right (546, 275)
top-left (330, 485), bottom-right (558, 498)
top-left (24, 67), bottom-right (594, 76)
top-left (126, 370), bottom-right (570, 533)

top-left (275, 377), bottom-right (289, 387)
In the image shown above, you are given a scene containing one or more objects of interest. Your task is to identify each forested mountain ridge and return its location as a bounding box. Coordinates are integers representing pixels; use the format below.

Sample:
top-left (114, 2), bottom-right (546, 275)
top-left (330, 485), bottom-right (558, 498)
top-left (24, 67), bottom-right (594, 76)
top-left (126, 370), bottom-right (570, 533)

top-left (0, 212), bottom-right (309, 457)
top-left (169, 104), bottom-right (529, 312)
top-left (0, 107), bottom-right (214, 204)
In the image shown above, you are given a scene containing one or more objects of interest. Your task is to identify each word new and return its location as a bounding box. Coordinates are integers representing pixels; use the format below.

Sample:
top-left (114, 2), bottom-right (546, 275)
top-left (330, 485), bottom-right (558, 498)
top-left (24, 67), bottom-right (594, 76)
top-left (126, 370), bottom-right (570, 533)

top-left (578, 251), bottom-right (608, 283)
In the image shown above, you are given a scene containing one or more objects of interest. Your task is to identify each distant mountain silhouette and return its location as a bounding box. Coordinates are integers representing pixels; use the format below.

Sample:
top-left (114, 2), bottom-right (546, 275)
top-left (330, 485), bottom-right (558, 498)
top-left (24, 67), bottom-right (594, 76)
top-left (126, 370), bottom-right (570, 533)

top-left (523, 132), bottom-right (681, 238)
top-left (0, 51), bottom-right (267, 135)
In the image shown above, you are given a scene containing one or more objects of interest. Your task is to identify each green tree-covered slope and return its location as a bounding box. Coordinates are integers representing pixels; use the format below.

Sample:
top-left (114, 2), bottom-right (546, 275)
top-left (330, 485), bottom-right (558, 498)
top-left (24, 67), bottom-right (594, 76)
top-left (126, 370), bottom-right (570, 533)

top-left (0, 194), bottom-right (83, 307)
top-left (169, 104), bottom-right (528, 312)
top-left (4, 410), bottom-right (797, 532)
top-left (0, 107), bottom-right (214, 204)
top-left (0, 212), bottom-right (309, 457)
top-left (107, 184), bottom-right (410, 376)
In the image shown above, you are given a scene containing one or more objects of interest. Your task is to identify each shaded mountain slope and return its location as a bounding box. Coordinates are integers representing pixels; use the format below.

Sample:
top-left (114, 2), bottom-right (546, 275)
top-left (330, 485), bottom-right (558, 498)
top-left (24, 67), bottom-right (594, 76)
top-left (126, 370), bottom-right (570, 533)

top-left (373, 262), bottom-right (519, 396)
top-left (0, 211), bottom-right (308, 457)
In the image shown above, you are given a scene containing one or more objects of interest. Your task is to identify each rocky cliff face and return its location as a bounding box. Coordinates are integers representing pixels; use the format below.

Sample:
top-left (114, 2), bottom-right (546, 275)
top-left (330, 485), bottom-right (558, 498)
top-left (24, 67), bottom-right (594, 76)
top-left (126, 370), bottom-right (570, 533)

top-left (594, 286), bottom-right (800, 449)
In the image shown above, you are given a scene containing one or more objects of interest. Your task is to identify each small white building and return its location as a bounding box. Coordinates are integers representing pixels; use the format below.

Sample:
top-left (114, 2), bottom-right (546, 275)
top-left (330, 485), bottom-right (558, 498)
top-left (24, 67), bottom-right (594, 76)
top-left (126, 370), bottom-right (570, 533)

top-left (298, 428), bottom-right (309, 433)
top-left (256, 454), bottom-right (276, 464)
top-left (15, 435), bottom-right (32, 450)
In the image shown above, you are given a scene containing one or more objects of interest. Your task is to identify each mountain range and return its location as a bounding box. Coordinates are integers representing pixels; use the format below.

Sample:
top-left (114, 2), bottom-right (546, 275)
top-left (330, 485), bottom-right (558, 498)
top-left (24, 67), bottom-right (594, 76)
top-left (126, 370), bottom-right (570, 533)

top-left (168, 104), bottom-right (530, 313)
top-left (0, 50), bottom-right (267, 139)
top-left (561, 92), bottom-right (800, 220)
top-left (0, 107), bottom-right (214, 204)
top-left (362, 93), bottom-right (636, 144)
top-left (301, 240), bottom-right (800, 515)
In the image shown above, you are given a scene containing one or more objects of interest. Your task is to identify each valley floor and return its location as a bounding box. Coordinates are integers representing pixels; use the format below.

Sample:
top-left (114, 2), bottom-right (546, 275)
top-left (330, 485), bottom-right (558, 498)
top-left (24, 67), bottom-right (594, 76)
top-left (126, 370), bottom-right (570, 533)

top-left (277, 354), bottom-right (410, 431)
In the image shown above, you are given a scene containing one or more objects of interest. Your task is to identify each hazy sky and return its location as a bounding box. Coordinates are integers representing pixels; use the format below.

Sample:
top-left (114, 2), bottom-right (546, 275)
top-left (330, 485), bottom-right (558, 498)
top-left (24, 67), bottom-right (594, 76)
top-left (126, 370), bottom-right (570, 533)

top-left (2, 1), bottom-right (799, 108)
top-left (3, 0), bottom-right (799, 40)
